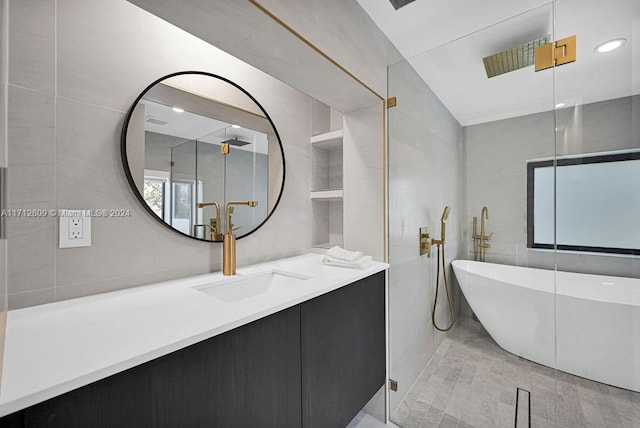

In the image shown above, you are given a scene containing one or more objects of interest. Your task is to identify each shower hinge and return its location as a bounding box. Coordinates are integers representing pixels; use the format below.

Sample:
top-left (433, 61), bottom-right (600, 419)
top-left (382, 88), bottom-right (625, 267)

top-left (389, 379), bottom-right (398, 391)
top-left (514, 387), bottom-right (531, 427)
top-left (0, 167), bottom-right (6, 240)
top-left (387, 97), bottom-right (397, 108)
top-left (535, 35), bottom-right (576, 72)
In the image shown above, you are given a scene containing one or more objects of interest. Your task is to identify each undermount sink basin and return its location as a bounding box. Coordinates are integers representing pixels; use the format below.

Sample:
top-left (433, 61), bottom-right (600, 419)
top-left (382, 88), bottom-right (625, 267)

top-left (194, 270), bottom-right (312, 302)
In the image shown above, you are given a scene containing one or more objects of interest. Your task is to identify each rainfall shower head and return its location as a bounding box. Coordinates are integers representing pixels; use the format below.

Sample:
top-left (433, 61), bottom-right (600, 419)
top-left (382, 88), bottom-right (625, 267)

top-left (222, 138), bottom-right (251, 147)
top-left (482, 35), bottom-right (551, 78)
top-left (441, 206), bottom-right (451, 223)
top-left (389, 0), bottom-right (416, 11)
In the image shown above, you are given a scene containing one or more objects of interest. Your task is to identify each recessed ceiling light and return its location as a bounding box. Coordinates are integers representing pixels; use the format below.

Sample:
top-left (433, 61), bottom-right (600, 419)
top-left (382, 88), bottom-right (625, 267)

top-left (172, 107), bottom-right (184, 113)
top-left (594, 38), bottom-right (626, 53)
top-left (231, 124), bottom-right (241, 129)
top-left (555, 103), bottom-right (565, 108)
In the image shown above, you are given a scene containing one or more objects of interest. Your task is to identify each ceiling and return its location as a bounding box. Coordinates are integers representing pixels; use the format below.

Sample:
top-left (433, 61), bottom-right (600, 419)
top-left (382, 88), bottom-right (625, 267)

top-left (141, 100), bottom-right (269, 154)
top-left (357, 0), bottom-right (639, 126)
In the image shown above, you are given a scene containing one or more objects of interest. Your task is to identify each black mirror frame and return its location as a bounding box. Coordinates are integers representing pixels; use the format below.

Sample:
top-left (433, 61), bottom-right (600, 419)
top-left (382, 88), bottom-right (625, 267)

top-left (120, 71), bottom-right (286, 242)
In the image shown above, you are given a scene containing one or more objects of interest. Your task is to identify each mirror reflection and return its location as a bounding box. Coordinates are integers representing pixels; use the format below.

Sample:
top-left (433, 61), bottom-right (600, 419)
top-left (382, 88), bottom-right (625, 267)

top-left (122, 72), bottom-right (285, 241)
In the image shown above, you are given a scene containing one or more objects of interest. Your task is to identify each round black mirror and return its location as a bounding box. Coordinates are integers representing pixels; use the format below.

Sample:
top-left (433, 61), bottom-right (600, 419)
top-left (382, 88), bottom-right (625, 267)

top-left (121, 71), bottom-right (285, 241)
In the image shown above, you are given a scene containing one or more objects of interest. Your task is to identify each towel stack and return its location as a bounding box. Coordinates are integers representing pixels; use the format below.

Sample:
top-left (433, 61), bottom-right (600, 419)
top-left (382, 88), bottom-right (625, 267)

top-left (323, 246), bottom-right (373, 269)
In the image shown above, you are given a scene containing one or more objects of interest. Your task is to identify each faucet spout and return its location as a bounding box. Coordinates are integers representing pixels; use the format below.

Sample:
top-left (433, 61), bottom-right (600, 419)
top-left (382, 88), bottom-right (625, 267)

top-left (196, 201), bottom-right (222, 240)
top-left (481, 206), bottom-right (489, 235)
top-left (478, 206), bottom-right (491, 262)
top-left (223, 201), bottom-right (259, 275)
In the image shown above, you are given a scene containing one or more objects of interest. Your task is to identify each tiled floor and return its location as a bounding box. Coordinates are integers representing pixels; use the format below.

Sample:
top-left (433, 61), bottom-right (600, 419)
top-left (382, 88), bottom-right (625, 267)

top-left (392, 317), bottom-right (640, 427)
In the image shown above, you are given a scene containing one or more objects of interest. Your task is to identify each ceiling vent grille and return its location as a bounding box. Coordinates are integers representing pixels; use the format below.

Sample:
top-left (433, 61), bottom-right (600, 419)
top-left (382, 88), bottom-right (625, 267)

top-left (146, 117), bottom-right (169, 125)
top-left (389, 0), bottom-right (416, 11)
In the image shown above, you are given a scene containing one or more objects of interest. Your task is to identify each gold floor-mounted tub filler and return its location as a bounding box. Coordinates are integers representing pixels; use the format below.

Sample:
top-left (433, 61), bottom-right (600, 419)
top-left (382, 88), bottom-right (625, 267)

top-left (472, 206), bottom-right (492, 262)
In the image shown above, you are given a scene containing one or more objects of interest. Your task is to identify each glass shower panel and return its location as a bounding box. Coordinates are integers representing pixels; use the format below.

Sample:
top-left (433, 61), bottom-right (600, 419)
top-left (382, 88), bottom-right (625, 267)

top-left (221, 131), bottom-right (268, 237)
top-left (388, 4), bottom-right (557, 426)
top-left (170, 140), bottom-right (197, 237)
top-left (195, 131), bottom-right (225, 240)
top-left (0, 0), bottom-right (7, 386)
top-left (553, 0), bottom-right (640, 425)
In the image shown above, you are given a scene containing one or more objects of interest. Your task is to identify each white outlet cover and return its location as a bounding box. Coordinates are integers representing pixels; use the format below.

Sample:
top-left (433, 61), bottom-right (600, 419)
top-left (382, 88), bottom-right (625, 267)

top-left (59, 209), bottom-right (92, 248)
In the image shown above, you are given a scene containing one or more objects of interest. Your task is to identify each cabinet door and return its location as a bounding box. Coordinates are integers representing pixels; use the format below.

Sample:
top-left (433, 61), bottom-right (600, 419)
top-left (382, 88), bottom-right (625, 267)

top-left (21, 362), bottom-right (154, 428)
top-left (301, 271), bottom-right (385, 428)
top-left (150, 304), bottom-right (302, 428)
top-left (6, 305), bottom-right (301, 428)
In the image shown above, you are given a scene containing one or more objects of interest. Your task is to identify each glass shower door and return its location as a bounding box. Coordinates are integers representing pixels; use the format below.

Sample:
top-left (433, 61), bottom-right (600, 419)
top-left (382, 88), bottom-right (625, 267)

top-left (388, 4), bottom-right (557, 426)
top-left (553, 0), bottom-right (640, 425)
top-left (195, 133), bottom-right (225, 240)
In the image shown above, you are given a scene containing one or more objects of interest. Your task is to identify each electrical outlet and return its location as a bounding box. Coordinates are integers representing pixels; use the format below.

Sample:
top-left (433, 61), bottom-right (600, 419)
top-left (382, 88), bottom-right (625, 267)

top-left (69, 217), bottom-right (83, 239)
top-left (60, 210), bottom-right (91, 248)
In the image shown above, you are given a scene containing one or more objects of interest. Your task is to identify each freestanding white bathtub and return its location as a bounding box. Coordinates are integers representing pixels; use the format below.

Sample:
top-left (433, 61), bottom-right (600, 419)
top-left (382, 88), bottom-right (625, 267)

top-left (452, 259), bottom-right (640, 392)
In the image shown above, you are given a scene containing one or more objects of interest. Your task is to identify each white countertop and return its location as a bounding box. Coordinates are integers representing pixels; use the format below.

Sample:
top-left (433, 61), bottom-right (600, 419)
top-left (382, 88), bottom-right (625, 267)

top-left (0, 254), bottom-right (388, 417)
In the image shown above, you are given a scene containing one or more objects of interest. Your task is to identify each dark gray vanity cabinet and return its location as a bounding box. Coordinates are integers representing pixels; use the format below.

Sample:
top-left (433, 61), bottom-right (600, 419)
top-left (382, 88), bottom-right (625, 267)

top-left (0, 271), bottom-right (385, 428)
top-left (147, 304), bottom-right (302, 428)
top-left (301, 271), bottom-right (386, 428)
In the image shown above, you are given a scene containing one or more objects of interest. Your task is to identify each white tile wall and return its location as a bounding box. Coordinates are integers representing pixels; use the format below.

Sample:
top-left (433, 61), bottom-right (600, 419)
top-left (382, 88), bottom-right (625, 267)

top-left (253, 0), bottom-right (402, 98)
top-left (6, 86), bottom-right (55, 296)
top-left (343, 102), bottom-right (385, 262)
top-left (8, 0), bottom-right (55, 94)
top-left (128, 0), bottom-right (385, 113)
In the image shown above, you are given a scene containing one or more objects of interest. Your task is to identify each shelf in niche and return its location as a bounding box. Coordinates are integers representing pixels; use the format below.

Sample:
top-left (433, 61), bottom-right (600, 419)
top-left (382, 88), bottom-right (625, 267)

top-left (311, 129), bottom-right (343, 149)
top-left (310, 189), bottom-right (343, 200)
top-left (312, 242), bottom-right (342, 250)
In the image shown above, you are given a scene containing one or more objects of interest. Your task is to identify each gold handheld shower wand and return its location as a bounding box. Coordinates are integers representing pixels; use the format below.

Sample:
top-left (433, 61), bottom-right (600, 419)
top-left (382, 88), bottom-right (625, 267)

top-left (432, 206), bottom-right (451, 245)
top-left (432, 206), bottom-right (455, 332)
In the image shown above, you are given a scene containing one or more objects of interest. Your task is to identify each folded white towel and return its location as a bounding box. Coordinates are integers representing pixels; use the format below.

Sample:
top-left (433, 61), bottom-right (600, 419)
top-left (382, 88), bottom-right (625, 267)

top-left (323, 255), bottom-right (373, 270)
top-left (326, 246), bottom-right (363, 262)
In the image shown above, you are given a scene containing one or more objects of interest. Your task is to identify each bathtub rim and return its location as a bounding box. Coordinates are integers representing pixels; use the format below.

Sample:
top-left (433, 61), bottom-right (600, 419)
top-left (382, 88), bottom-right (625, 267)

top-left (451, 259), bottom-right (640, 307)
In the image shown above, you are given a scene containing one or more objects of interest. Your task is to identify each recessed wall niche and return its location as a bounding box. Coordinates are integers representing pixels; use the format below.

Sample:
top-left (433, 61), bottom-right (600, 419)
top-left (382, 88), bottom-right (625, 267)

top-left (310, 99), bottom-right (344, 249)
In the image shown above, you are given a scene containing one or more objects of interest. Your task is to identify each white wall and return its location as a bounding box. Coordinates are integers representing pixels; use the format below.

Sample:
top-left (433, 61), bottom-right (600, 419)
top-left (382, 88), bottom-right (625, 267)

top-left (128, 0), bottom-right (393, 113)
top-left (343, 103), bottom-right (385, 262)
top-left (250, 0), bottom-right (402, 98)
top-left (5, 0), bottom-right (312, 309)
top-left (464, 110), bottom-right (555, 268)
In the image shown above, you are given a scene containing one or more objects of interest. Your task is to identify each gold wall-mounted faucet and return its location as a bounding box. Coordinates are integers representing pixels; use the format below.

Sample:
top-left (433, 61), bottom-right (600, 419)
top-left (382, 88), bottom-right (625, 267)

top-left (472, 206), bottom-right (492, 262)
top-left (223, 200), bottom-right (258, 276)
top-left (196, 201), bottom-right (223, 240)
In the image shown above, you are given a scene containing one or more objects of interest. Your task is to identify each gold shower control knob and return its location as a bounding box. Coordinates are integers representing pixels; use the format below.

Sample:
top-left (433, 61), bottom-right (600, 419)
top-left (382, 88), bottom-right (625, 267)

top-left (419, 227), bottom-right (431, 256)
